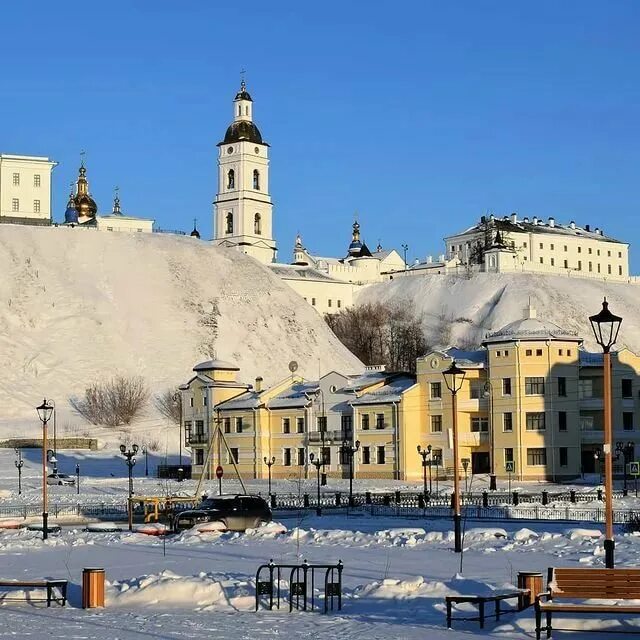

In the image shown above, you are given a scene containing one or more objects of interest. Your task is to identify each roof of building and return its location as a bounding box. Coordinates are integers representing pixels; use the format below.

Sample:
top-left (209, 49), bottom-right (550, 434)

top-left (351, 375), bottom-right (416, 405)
top-left (344, 370), bottom-right (394, 392)
top-left (221, 120), bottom-right (264, 145)
top-left (445, 348), bottom-right (487, 367)
top-left (268, 264), bottom-right (344, 282)
top-left (579, 350), bottom-right (604, 367)
top-left (193, 359), bottom-right (240, 372)
top-left (216, 390), bottom-right (262, 410)
top-left (267, 381), bottom-right (319, 409)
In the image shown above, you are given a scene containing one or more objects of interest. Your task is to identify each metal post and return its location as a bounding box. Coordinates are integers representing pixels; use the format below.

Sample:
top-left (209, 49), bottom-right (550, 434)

top-left (452, 392), bottom-right (462, 553)
top-left (144, 447), bottom-right (149, 477)
top-left (316, 463), bottom-right (321, 516)
top-left (603, 350), bottom-right (614, 568)
top-left (15, 450), bottom-right (23, 495)
top-left (76, 464), bottom-right (80, 495)
top-left (42, 418), bottom-right (48, 541)
top-left (428, 458), bottom-right (432, 495)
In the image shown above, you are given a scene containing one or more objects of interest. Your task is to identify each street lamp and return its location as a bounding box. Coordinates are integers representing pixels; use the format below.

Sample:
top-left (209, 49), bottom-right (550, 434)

top-left (401, 243), bottom-right (409, 269)
top-left (616, 442), bottom-right (634, 495)
top-left (309, 453), bottom-right (323, 516)
top-left (417, 444), bottom-right (432, 498)
top-left (47, 450), bottom-right (58, 475)
top-left (461, 458), bottom-right (470, 494)
top-left (483, 380), bottom-right (497, 491)
top-left (263, 456), bottom-right (276, 495)
top-left (341, 440), bottom-right (360, 506)
top-left (589, 297), bottom-right (622, 569)
top-left (594, 449), bottom-right (602, 484)
top-left (442, 360), bottom-right (466, 553)
top-left (36, 399), bottom-right (54, 540)
top-left (14, 449), bottom-right (23, 495)
top-left (120, 444), bottom-right (139, 531)
top-left (76, 464), bottom-right (80, 495)
top-left (142, 445), bottom-right (149, 477)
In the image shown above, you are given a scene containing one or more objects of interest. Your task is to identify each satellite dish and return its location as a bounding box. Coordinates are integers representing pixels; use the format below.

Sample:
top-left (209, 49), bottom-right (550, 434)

top-left (288, 360), bottom-right (299, 373)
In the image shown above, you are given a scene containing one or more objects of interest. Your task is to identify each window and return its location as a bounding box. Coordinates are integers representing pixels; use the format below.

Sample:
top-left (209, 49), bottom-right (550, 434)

top-left (12, 173), bottom-right (19, 186)
top-left (430, 382), bottom-right (442, 399)
top-left (496, 350), bottom-right (501, 357)
top-left (296, 417), bottom-right (305, 433)
top-left (328, 299), bottom-right (332, 308)
top-left (607, 265), bottom-right (611, 275)
top-left (502, 378), bottom-right (512, 395)
top-left (619, 251), bottom-right (622, 258)
top-left (224, 417), bottom-right (231, 434)
top-left (322, 447), bottom-right (331, 465)
top-left (559, 447), bottom-right (568, 467)
top-left (557, 377), bottom-right (567, 397)
top-left (311, 298), bottom-right (316, 306)
top-left (195, 420), bottom-right (204, 434)
top-left (578, 260), bottom-right (582, 270)
top-left (558, 411), bottom-right (567, 431)
top-left (377, 446), bottom-right (386, 465)
top-left (283, 448), bottom-right (291, 466)
top-left (469, 382), bottom-right (483, 399)
top-left (550, 244), bottom-right (555, 250)
top-left (107, 227), bottom-right (113, 231)
top-left (564, 260), bottom-right (568, 268)
top-left (195, 449), bottom-right (204, 465)
top-left (567, 350), bottom-right (572, 357)
top-left (189, 397), bottom-right (194, 407)
top-left (526, 412), bottom-right (546, 430)
top-left (297, 448), bottom-right (305, 466)
top-left (564, 245), bottom-right (568, 252)
top-left (431, 415), bottom-right (442, 433)
top-left (588, 262), bottom-right (592, 272)
top-left (375, 413), bottom-right (385, 429)
top-left (525, 377), bottom-right (545, 395)
top-left (229, 448), bottom-right (239, 464)
top-left (622, 379), bottom-right (633, 398)
top-left (227, 169), bottom-right (235, 189)
top-left (471, 417), bottom-right (489, 432)
top-left (203, 395), bottom-right (207, 406)
top-left (337, 300), bottom-right (342, 308)
top-left (578, 378), bottom-right (593, 399)
top-left (578, 246), bottom-right (582, 253)
top-left (33, 200), bottom-right (41, 213)
top-left (527, 448), bottom-right (547, 466)
top-left (503, 412), bottom-right (513, 432)
top-left (253, 169), bottom-right (260, 190)
top-left (559, 349), bottom-right (564, 356)
top-left (525, 349), bottom-right (533, 356)
top-left (539, 257), bottom-right (544, 264)
top-left (362, 446), bottom-right (371, 464)
top-left (536, 349), bottom-right (543, 356)
top-left (282, 418), bottom-right (290, 434)
top-left (619, 266), bottom-right (623, 276)
top-left (523, 242), bottom-right (528, 248)
top-left (361, 414), bottom-right (370, 430)
top-left (504, 350), bottom-right (509, 357)
top-left (504, 447), bottom-right (514, 464)
top-left (254, 213), bottom-right (261, 235)
top-left (588, 247), bottom-right (592, 254)
top-left (34, 174), bottom-right (40, 187)
top-left (11, 198), bottom-right (19, 212)
top-left (550, 258), bottom-right (555, 266)
top-left (235, 417), bottom-right (243, 433)
top-left (539, 242), bottom-right (544, 249)
top-left (226, 212), bottom-right (233, 234)
top-left (317, 416), bottom-right (327, 432)
top-left (341, 415), bottom-right (352, 434)
top-left (597, 249), bottom-right (601, 256)
top-left (623, 412), bottom-right (634, 431)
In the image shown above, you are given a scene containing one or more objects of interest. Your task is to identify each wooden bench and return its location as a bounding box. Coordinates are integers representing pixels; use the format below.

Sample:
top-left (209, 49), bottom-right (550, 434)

top-left (535, 567), bottom-right (640, 639)
top-left (0, 579), bottom-right (68, 606)
top-left (446, 591), bottom-right (523, 629)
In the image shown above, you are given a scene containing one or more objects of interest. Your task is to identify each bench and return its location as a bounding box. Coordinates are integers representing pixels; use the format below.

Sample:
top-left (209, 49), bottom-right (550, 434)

top-left (0, 579), bottom-right (68, 606)
top-left (446, 591), bottom-right (523, 629)
top-left (535, 567), bottom-right (640, 639)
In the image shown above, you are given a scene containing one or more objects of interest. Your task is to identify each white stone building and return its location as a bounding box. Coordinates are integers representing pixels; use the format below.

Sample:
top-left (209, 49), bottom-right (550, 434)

top-left (0, 154), bottom-right (57, 226)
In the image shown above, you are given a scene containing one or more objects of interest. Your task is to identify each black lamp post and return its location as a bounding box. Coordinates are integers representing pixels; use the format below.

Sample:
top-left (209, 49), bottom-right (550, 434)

top-left (417, 444), bottom-right (432, 498)
top-left (120, 444), bottom-right (138, 532)
top-left (14, 449), bottom-right (23, 495)
top-left (309, 453), bottom-right (322, 516)
top-left (442, 360), bottom-right (466, 553)
top-left (76, 464), bottom-right (80, 495)
top-left (462, 458), bottom-right (470, 494)
top-left (263, 456), bottom-right (276, 495)
top-left (616, 442), bottom-right (634, 495)
top-left (142, 445), bottom-right (149, 477)
top-left (36, 399), bottom-right (54, 540)
top-left (401, 243), bottom-right (409, 268)
top-left (589, 297), bottom-right (622, 569)
top-left (341, 440), bottom-right (360, 506)
top-left (594, 449), bottom-right (602, 483)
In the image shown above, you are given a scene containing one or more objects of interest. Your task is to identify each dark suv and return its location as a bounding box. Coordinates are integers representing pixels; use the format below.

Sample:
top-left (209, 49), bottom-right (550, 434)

top-left (173, 494), bottom-right (272, 532)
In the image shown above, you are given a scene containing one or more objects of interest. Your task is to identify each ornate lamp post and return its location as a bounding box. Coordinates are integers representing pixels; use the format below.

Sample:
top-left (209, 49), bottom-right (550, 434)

top-left (263, 456), bottom-right (276, 495)
top-left (589, 297), bottom-right (622, 569)
top-left (442, 360), bottom-right (466, 553)
top-left (461, 458), bottom-right (470, 494)
top-left (120, 444), bottom-right (139, 531)
top-left (36, 399), bottom-right (54, 540)
top-left (594, 449), bottom-right (602, 483)
top-left (341, 440), bottom-right (360, 506)
top-left (76, 463), bottom-right (80, 495)
top-left (142, 445), bottom-right (149, 477)
top-left (401, 243), bottom-right (409, 268)
top-left (417, 444), bottom-right (432, 498)
top-left (616, 442), bottom-right (634, 495)
top-left (14, 449), bottom-right (24, 495)
top-left (309, 453), bottom-right (323, 516)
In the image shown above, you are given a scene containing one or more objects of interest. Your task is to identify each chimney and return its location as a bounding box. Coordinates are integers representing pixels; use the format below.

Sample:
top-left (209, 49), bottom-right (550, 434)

top-left (585, 224), bottom-right (590, 232)
top-left (414, 258), bottom-right (420, 265)
top-left (548, 217), bottom-right (555, 228)
top-left (570, 221), bottom-right (576, 229)
top-left (438, 254), bottom-right (445, 262)
top-left (254, 376), bottom-right (263, 392)
top-left (523, 216), bottom-right (530, 223)
top-left (489, 214), bottom-right (495, 221)
top-left (523, 301), bottom-right (537, 319)
top-left (427, 255), bottom-right (433, 264)
top-left (511, 212), bottom-right (517, 223)
top-left (595, 227), bottom-right (600, 234)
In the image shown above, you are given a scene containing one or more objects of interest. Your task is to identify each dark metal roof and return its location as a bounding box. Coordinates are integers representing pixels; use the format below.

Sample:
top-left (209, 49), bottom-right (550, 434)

top-left (221, 121), bottom-right (264, 145)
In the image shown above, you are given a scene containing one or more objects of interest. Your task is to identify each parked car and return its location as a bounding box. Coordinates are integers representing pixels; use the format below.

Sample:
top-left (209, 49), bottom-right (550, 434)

top-left (47, 473), bottom-right (75, 486)
top-left (172, 494), bottom-right (271, 532)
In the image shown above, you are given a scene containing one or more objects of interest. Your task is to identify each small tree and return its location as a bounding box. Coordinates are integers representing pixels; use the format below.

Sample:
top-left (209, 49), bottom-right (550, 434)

top-left (70, 376), bottom-right (149, 426)
top-left (153, 388), bottom-right (182, 424)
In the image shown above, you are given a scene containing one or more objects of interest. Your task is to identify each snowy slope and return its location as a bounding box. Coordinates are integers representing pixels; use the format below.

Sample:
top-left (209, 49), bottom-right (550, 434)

top-left (0, 225), bottom-right (361, 424)
top-left (357, 272), bottom-right (640, 352)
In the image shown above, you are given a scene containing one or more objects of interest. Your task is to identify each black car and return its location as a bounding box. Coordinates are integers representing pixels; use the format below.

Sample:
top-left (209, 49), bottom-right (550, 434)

top-left (173, 494), bottom-right (272, 532)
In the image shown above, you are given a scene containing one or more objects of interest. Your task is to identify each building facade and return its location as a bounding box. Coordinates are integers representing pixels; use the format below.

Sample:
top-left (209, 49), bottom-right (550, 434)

top-left (0, 154), bottom-right (57, 226)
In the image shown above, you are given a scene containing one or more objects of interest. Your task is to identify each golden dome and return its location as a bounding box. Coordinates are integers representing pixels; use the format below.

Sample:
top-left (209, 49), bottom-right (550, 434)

top-left (73, 165), bottom-right (98, 219)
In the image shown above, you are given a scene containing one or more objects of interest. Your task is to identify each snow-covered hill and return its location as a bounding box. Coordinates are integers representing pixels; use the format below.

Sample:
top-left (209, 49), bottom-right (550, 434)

top-left (0, 226), bottom-right (361, 424)
top-left (356, 272), bottom-right (640, 352)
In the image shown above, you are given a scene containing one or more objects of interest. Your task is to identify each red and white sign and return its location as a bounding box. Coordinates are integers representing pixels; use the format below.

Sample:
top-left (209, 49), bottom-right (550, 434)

top-left (215, 465), bottom-right (224, 479)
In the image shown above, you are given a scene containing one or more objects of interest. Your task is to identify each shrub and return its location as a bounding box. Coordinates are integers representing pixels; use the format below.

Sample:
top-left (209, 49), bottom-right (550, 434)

top-left (153, 388), bottom-right (182, 424)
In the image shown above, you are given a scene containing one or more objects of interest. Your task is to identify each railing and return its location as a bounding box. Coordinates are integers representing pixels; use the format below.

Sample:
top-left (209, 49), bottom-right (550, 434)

top-left (0, 503), bottom-right (129, 519)
top-left (307, 430), bottom-right (347, 443)
top-left (156, 464), bottom-right (192, 480)
top-left (187, 433), bottom-right (208, 445)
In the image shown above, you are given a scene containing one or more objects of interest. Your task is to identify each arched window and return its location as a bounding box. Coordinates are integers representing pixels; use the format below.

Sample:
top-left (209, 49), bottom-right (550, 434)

top-left (238, 105), bottom-right (241, 117)
top-left (226, 212), bottom-right (233, 234)
top-left (254, 213), bottom-right (261, 235)
top-left (227, 169), bottom-right (235, 190)
top-left (253, 169), bottom-right (260, 190)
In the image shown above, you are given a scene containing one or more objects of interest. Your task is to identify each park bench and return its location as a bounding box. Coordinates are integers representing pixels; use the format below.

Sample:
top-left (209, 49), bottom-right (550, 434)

top-left (446, 591), bottom-right (523, 629)
top-left (0, 579), bottom-right (68, 606)
top-left (535, 567), bottom-right (640, 639)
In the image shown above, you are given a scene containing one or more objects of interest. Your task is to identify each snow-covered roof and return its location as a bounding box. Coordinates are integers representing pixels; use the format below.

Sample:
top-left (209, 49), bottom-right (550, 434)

top-left (351, 375), bottom-right (416, 405)
top-left (344, 371), bottom-right (391, 391)
top-left (267, 381), bottom-right (319, 409)
top-left (269, 264), bottom-right (343, 282)
top-left (445, 348), bottom-right (487, 367)
top-left (216, 390), bottom-right (262, 410)
top-left (193, 359), bottom-right (240, 372)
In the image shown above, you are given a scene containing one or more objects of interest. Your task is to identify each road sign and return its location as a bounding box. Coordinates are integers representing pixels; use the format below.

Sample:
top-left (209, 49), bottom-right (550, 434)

top-left (629, 461), bottom-right (640, 476)
top-left (505, 461), bottom-right (515, 473)
top-left (215, 465), bottom-right (224, 479)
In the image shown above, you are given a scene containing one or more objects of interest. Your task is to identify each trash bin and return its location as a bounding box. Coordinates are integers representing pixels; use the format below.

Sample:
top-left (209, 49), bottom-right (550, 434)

top-left (82, 567), bottom-right (105, 608)
top-left (517, 571), bottom-right (543, 610)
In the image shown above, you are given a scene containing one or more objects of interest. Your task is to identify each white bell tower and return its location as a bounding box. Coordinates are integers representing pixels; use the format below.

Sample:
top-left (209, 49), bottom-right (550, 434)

top-left (213, 80), bottom-right (277, 264)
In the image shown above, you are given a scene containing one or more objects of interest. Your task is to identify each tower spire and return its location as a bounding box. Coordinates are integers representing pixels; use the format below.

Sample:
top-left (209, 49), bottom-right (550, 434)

top-left (112, 186), bottom-right (122, 215)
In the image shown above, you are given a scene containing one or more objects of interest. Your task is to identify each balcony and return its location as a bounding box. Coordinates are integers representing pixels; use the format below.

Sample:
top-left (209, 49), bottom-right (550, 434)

top-left (308, 430), bottom-right (348, 443)
top-left (458, 432), bottom-right (489, 446)
top-left (187, 432), bottom-right (208, 445)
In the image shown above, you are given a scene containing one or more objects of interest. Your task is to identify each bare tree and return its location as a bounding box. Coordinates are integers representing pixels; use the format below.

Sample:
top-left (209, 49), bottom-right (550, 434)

top-left (153, 388), bottom-right (182, 424)
top-left (69, 376), bottom-right (149, 426)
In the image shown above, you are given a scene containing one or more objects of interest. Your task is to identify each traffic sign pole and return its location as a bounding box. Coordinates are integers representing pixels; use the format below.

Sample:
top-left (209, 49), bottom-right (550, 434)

top-left (216, 465), bottom-right (223, 496)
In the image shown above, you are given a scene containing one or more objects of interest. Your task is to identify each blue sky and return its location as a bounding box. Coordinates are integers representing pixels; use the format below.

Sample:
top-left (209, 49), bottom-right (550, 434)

top-left (2, 1), bottom-right (640, 269)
